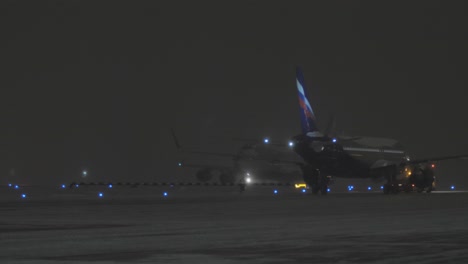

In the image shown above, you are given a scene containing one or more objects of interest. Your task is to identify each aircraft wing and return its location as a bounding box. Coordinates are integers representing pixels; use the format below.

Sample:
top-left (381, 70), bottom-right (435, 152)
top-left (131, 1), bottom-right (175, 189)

top-left (408, 154), bottom-right (468, 165)
top-left (179, 150), bottom-right (238, 158)
top-left (178, 161), bottom-right (232, 170)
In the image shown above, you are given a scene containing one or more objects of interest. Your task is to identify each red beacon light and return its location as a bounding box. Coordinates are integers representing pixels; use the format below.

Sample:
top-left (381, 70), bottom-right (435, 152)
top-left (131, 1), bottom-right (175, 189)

top-left (431, 164), bottom-right (435, 168)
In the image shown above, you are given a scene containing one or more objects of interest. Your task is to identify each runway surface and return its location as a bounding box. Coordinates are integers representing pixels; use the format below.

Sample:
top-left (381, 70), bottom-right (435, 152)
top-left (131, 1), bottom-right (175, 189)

top-left (1, 186), bottom-right (468, 263)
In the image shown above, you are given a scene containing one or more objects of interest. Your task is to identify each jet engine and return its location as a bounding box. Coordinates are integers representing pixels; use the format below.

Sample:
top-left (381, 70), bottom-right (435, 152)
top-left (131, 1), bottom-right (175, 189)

top-left (411, 164), bottom-right (435, 192)
top-left (195, 168), bottom-right (213, 182)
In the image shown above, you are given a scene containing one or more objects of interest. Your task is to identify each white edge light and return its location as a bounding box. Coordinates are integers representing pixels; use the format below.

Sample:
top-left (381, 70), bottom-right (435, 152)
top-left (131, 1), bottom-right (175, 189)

top-left (288, 141), bottom-right (294, 147)
top-left (245, 177), bottom-right (251, 184)
top-left (264, 138), bottom-right (269, 144)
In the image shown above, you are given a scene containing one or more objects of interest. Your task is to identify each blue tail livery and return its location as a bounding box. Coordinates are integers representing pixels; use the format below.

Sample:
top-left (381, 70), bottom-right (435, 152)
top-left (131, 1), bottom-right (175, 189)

top-left (296, 67), bottom-right (319, 134)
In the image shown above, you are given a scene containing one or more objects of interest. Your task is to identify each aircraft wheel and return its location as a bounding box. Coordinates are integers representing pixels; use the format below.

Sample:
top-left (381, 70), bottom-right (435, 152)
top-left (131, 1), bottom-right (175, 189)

top-left (311, 185), bottom-right (320, 194)
top-left (320, 184), bottom-right (328, 195)
top-left (383, 184), bottom-right (391, 194)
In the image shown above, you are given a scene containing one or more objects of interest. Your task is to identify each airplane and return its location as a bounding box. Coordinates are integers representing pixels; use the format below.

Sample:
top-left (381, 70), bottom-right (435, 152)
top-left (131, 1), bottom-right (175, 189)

top-left (269, 67), bottom-right (468, 194)
top-left (174, 68), bottom-right (468, 195)
top-left (172, 130), bottom-right (304, 187)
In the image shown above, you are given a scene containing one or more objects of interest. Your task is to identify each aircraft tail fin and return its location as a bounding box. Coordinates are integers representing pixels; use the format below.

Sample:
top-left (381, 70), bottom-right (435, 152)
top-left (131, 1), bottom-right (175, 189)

top-left (296, 67), bottom-right (319, 134)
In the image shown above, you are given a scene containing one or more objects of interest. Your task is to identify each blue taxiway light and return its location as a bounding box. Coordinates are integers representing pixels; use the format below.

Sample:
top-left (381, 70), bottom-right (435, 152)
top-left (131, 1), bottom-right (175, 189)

top-left (21, 194), bottom-right (26, 198)
top-left (332, 138), bottom-right (337, 143)
top-left (264, 138), bottom-right (269, 144)
top-left (8, 183), bottom-right (12, 187)
top-left (301, 189), bottom-right (306, 193)
top-left (163, 192), bottom-right (168, 197)
top-left (108, 184), bottom-right (113, 188)
top-left (273, 189), bottom-right (278, 194)
top-left (75, 184), bottom-right (79, 188)
top-left (14, 185), bottom-right (19, 189)
top-left (451, 186), bottom-right (455, 190)
top-left (367, 187), bottom-right (372, 191)
top-left (380, 186), bottom-right (384, 190)
top-left (327, 188), bottom-right (331, 192)
top-left (98, 192), bottom-right (103, 197)
top-left (61, 184), bottom-right (66, 189)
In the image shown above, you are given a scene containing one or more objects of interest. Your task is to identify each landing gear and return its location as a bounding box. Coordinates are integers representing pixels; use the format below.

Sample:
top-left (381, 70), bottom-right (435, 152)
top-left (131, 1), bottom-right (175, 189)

top-left (383, 183), bottom-right (399, 194)
top-left (383, 168), bottom-right (400, 195)
top-left (303, 166), bottom-right (329, 195)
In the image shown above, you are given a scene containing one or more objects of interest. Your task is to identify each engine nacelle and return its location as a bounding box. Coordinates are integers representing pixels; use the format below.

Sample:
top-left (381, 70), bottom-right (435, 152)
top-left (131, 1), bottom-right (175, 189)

top-left (195, 168), bottom-right (213, 182)
top-left (410, 165), bottom-right (435, 190)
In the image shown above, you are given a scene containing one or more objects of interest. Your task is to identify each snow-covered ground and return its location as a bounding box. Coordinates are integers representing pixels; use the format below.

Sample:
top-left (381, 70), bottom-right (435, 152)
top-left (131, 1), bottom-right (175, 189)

top-left (1, 186), bottom-right (468, 263)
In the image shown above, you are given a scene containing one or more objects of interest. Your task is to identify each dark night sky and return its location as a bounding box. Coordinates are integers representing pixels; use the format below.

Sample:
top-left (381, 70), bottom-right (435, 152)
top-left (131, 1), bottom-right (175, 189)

top-left (1, 1), bottom-right (468, 186)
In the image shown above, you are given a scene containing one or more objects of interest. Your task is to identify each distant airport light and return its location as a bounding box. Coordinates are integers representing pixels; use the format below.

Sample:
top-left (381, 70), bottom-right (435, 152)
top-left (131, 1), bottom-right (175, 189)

top-left (347, 185), bottom-right (354, 191)
top-left (98, 192), bottom-right (103, 197)
top-left (332, 138), bottom-right (337, 143)
top-left (431, 164), bottom-right (435, 168)
top-left (14, 185), bottom-right (19, 189)
top-left (177, 162), bottom-right (182, 167)
top-left (451, 186), bottom-right (455, 190)
top-left (163, 192), bottom-right (168, 197)
top-left (367, 186), bottom-right (372, 191)
top-left (75, 184), bottom-right (79, 188)
top-left (108, 184), bottom-right (113, 188)
top-left (288, 141), bottom-right (294, 147)
top-left (327, 188), bottom-right (331, 192)
top-left (245, 177), bottom-right (252, 184)
top-left (380, 186), bottom-right (384, 190)
top-left (21, 194), bottom-right (26, 199)
top-left (273, 189), bottom-right (278, 194)
top-left (302, 189), bottom-right (306, 193)
top-left (8, 183), bottom-right (12, 187)
top-left (61, 184), bottom-right (66, 189)
top-left (264, 138), bottom-right (269, 144)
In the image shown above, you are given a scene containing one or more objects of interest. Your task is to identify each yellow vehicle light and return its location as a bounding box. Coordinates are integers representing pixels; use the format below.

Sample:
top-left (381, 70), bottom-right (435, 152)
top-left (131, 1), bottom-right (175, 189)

top-left (295, 183), bottom-right (307, 189)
